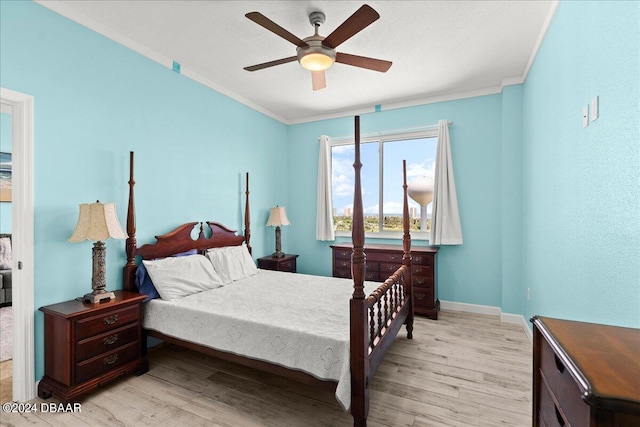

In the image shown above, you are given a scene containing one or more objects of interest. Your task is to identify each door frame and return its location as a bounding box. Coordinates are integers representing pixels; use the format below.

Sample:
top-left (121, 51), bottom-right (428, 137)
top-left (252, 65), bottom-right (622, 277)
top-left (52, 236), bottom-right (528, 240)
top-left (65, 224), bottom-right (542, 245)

top-left (1, 87), bottom-right (35, 402)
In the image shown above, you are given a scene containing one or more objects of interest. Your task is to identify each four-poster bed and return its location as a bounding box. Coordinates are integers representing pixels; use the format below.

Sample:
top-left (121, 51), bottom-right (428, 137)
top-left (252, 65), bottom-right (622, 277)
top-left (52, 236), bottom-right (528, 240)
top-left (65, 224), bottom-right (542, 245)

top-left (122, 116), bottom-right (415, 426)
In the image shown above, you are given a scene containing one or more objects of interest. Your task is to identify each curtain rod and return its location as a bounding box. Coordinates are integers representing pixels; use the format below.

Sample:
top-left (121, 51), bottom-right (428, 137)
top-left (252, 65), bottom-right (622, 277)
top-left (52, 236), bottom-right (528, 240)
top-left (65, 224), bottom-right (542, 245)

top-left (322, 120), bottom-right (453, 143)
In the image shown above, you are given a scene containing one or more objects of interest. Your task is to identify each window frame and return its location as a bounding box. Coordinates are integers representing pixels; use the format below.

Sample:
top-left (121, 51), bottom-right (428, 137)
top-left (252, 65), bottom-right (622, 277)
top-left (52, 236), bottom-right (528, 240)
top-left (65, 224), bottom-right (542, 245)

top-left (330, 128), bottom-right (438, 241)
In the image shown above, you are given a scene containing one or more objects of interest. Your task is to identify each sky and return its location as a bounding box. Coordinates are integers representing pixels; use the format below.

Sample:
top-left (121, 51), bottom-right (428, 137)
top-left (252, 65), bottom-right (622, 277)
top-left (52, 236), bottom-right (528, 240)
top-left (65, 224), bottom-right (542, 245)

top-left (332, 137), bottom-right (437, 217)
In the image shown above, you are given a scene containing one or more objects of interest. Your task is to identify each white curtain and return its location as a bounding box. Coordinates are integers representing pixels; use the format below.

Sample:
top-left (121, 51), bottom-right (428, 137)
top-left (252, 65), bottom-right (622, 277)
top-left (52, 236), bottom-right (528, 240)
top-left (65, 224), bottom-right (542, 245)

top-left (430, 120), bottom-right (463, 245)
top-left (316, 135), bottom-right (335, 241)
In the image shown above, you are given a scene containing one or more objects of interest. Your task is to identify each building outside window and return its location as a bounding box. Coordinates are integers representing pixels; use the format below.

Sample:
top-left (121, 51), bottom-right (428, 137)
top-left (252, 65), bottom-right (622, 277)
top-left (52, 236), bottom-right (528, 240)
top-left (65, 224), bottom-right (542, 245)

top-left (330, 130), bottom-right (437, 238)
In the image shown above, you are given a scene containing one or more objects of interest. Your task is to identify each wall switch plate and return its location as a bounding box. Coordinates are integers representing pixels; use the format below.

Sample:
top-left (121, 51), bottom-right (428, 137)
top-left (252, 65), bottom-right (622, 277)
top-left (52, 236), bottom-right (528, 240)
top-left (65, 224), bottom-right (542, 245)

top-left (583, 105), bottom-right (589, 128)
top-left (590, 96), bottom-right (599, 121)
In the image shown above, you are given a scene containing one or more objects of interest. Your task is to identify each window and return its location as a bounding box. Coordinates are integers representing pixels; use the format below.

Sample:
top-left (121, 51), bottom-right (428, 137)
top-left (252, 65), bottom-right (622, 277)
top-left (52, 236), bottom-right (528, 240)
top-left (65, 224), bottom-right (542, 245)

top-left (331, 130), bottom-right (438, 237)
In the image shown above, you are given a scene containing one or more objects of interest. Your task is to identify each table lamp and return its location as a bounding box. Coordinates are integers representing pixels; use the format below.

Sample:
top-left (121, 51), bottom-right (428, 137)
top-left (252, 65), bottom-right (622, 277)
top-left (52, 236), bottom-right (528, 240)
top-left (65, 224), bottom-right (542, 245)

top-left (69, 201), bottom-right (127, 303)
top-left (266, 206), bottom-right (290, 258)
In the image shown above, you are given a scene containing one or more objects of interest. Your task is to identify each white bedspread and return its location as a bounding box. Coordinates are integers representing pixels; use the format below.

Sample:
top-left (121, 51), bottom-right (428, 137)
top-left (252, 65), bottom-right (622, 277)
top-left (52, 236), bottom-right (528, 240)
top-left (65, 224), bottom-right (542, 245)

top-left (143, 269), bottom-right (381, 411)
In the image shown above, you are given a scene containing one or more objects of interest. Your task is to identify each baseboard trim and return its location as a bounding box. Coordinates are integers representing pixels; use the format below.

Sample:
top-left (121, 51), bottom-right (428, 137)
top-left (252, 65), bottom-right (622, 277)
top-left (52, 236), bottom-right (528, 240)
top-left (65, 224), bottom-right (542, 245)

top-left (440, 300), bottom-right (532, 344)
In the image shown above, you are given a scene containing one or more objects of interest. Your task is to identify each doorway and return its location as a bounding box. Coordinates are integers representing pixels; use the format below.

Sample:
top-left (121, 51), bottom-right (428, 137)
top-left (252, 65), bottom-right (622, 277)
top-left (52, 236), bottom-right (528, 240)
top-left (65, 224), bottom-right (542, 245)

top-left (0, 87), bottom-right (35, 402)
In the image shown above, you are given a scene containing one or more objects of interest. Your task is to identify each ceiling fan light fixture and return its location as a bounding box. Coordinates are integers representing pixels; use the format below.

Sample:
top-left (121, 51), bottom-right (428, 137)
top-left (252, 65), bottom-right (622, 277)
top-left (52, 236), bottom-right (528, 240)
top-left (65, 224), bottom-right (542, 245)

top-left (297, 44), bottom-right (336, 71)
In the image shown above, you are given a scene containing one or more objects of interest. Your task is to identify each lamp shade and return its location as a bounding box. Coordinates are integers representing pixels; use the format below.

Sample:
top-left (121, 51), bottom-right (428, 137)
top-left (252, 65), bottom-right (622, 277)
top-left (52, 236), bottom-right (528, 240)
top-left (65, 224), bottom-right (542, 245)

top-left (69, 201), bottom-right (127, 242)
top-left (266, 206), bottom-right (291, 227)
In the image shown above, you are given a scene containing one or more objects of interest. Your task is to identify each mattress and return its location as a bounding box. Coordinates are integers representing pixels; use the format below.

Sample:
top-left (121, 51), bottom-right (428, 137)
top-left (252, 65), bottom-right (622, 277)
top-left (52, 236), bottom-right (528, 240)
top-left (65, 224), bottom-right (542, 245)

top-left (143, 269), bottom-right (381, 410)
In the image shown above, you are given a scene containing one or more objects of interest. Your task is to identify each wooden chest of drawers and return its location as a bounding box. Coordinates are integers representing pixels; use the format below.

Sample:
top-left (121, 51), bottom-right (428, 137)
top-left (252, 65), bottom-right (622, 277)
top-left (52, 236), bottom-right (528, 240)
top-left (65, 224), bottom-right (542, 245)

top-left (331, 243), bottom-right (439, 319)
top-left (532, 316), bottom-right (640, 427)
top-left (38, 291), bottom-right (148, 403)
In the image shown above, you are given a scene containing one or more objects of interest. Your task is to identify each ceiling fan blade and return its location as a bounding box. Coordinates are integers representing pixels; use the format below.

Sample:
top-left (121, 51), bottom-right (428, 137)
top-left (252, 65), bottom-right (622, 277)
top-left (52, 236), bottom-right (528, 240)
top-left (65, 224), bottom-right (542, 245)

top-left (322, 5), bottom-right (380, 49)
top-left (312, 70), bottom-right (326, 91)
top-left (244, 56), bottom-right (298, 72)
top-left (335, 52), bottom-right (392, 72)
top-left (246, 12), bottom-right (308, 48)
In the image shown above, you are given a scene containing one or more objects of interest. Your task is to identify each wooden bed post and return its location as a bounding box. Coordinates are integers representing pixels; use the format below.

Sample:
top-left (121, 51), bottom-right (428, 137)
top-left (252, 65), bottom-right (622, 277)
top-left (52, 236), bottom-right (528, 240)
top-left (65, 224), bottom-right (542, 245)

top-left (123, 151), bottom-right (137, 292)
top-left (402, 160), bottom-right (414, 339)
top-left (244, 172), bottom-right (252, 255)
top-left (350, 116), bottom-right (369, 427)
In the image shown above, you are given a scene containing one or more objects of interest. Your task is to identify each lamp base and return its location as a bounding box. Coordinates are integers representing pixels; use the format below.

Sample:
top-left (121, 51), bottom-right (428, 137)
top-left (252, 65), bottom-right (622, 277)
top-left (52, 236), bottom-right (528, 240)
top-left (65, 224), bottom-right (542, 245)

top-left (83, 290), bottom-right (116, 304)
top-left (271, 251), bottom-right (285, 258)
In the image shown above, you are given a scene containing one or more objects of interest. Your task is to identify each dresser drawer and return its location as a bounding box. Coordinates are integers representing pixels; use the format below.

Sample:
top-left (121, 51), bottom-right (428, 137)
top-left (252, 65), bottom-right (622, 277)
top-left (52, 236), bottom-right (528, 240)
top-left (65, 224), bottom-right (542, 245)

top-left (539, 373), bottom-right (568, 427)
top-left (368, 251), bottom-right (403, 263)
top-left (76, 305), bottom-right (140, 340)
top-left (413, 275), bottom-right (434, 287)
top-left (76, 323), bottom-right (140, 362)
top-left (335, 258), bottom-right (351, 270)
top-left (414, 287), bottom-right (434, 308)
top-left (75, 341), bottom-right (139, 384)
top-left (411, 253), bottom-right (434, 266)
top-left (334, 248), bottom-right (351, 259)
top-left (380, 262), bottom-right (402, 274)
top-left (412, 264), bottom-right (433, 277)
top-left (334, 268), bottom-right (351, 279)
top-left (539, 336), bottom-right (589, 426)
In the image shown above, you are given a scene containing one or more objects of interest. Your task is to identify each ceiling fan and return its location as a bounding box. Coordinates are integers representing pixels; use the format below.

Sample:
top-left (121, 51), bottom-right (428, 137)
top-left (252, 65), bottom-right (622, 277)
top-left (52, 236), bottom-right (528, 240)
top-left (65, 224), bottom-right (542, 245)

top-left (244, 4), bottom-right (392, 91)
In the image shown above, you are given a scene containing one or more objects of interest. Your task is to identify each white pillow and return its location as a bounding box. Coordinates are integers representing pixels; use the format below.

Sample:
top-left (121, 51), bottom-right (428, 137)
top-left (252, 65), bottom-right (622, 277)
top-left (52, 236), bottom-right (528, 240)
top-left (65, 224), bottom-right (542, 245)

top-left (206, 244), bottom-right (257, 283)
top-left (142, 255), bottom-right (225, 301)
top-left (0, 238), bottom-right (11, 270)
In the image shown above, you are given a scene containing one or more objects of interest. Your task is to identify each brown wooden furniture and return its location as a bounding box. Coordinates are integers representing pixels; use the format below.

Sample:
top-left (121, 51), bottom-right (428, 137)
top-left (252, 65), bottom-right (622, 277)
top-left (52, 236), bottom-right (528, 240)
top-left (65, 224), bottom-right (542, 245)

top-left (122, 116), bottom-right (415, 427)
top-left (332, 244), bottom-right (439, 319)
top-left (531, 316), bottom-right (640, 427)
top-left (257, 254), bottom-right (298, 272)
top-left (38, 291), bottom-right (148, 403)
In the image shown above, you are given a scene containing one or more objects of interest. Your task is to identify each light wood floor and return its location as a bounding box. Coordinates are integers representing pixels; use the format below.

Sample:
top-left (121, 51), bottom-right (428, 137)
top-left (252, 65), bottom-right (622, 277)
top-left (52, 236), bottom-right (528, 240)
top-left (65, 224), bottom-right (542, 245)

top-left (0, 359), bottom-right (11, 404)
top-left (0, 310), bottom-right (532, 426)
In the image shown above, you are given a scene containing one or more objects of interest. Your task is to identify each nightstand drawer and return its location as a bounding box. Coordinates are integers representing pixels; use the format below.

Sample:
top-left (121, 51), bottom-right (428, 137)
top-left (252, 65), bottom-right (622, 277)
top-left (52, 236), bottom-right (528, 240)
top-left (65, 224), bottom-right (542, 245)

top-left (76, 305), bottom-right (139, 340)
top-left (76, 323), bottom-right (140, 362)
top-left (278, 259), bottom-right (296, 272)
top-left (75, 341), bottom-right (139, 384)
top-left (539, 337), bottom-right (589, 426)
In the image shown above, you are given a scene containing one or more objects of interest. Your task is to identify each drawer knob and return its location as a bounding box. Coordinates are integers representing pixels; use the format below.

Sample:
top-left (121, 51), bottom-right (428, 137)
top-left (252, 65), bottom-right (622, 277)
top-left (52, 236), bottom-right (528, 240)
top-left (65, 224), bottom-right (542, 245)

top-left (555, 406), bottom-right (566, 426)
top-left (103, 315), bottom-right (119, 325)
top-left (554, 354), bottom-right (565, 373)
top-left (414, 256), bottom-right (423, 263)
top-left (104, 354), bottom-right (118, 365)
top-left (103, 334), bottom-right (119, 345)
top-left (416, 294), bottom-right (425, 300)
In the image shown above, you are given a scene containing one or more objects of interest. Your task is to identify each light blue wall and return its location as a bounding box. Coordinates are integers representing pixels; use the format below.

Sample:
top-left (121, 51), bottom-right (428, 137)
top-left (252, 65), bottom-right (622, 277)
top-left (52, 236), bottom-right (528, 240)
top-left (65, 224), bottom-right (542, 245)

top-left (0, 1), bottom-right (287, 379)
top-left (0, 113), bottom-right (11, 233)
top-left (288, 95), bottom-right (509, 308)
top-left (500, 85), bottom-right (524, 315)
top-left (522, 1), bottom-right (640, 327)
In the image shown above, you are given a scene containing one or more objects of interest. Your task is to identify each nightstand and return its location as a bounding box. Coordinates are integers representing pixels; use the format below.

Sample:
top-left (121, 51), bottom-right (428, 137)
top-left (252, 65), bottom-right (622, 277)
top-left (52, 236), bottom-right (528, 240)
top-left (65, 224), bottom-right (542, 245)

top-left (38, 290), bottom-right (148, 403)
top-left (257, 254), bottom-right (299, 273)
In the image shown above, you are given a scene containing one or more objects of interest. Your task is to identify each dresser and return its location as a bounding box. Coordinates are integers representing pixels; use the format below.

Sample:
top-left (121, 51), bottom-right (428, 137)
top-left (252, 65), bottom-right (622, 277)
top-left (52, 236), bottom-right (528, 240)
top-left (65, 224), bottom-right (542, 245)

top-left (531, 316), bottom-right (640, 427)
top-left (331, 243), bottom-right (439, 319)
top-left (257, 254), bottom-right (298, 273)
top-left (38, 291), bottom-right (148, 403)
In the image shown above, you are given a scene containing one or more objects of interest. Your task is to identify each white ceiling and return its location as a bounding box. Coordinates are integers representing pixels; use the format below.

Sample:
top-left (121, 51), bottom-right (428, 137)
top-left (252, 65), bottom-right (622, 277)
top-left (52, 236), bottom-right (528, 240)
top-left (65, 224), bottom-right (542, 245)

top-left (37, 1), bottom-right (557, 124)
